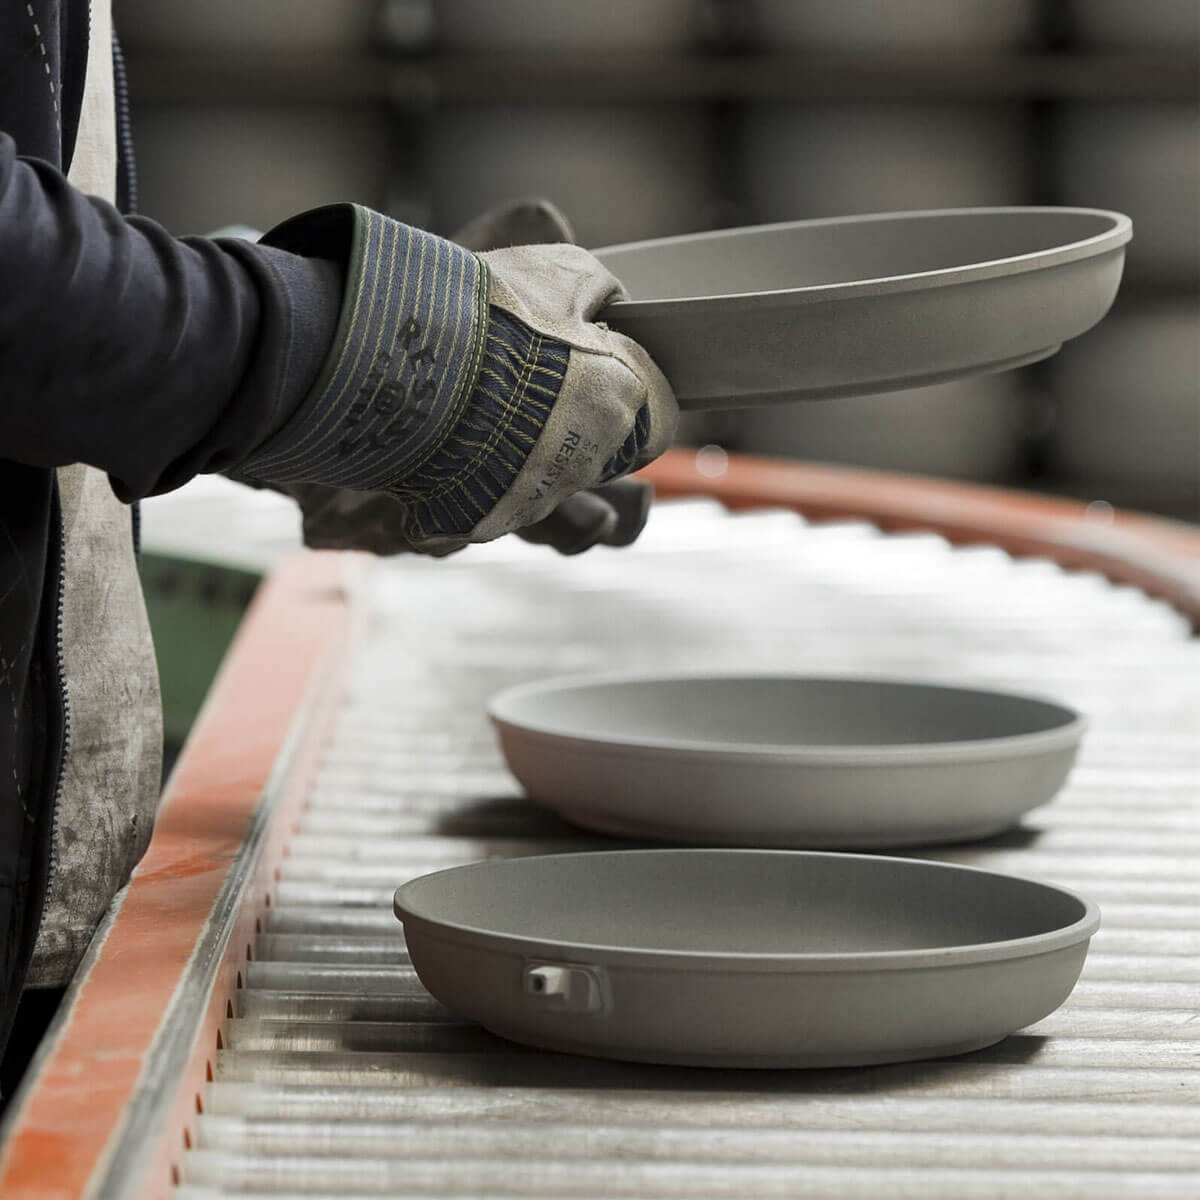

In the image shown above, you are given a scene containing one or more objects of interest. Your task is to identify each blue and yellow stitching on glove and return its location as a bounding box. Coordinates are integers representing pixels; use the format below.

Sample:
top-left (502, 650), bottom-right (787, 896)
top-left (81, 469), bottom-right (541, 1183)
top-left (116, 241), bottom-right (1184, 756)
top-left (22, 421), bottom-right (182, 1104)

top-left (236, 202), bottom-right (676, 556)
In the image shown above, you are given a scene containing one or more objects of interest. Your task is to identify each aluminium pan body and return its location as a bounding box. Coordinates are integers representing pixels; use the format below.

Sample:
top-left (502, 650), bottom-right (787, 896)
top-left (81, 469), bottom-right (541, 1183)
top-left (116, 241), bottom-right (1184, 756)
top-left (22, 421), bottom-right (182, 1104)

top-left (595, 207), bottom-right (1130, 410)
top-left (489, 675), bottom-right (1086, 848)
top-left (394, 850), bottom-right (1099, 1068)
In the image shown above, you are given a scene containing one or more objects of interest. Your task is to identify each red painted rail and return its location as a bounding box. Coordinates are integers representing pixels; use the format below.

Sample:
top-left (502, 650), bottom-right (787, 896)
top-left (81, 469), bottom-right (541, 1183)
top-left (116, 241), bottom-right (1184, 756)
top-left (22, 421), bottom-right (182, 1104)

top-left (0, 552), bottom-right (356, 1200)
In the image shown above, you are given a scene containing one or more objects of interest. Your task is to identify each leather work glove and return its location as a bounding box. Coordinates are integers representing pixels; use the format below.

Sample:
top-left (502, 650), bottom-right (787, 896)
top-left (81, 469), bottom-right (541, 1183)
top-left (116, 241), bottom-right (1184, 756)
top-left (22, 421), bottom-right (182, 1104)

top-left (276, 200), bottom-right (659, 557)
top-left (456, 200), bottom-right (657, 554)
top-left (234, 201), bottom-right (677, 557)
top-left (293, 473), bottom-right (653, 557)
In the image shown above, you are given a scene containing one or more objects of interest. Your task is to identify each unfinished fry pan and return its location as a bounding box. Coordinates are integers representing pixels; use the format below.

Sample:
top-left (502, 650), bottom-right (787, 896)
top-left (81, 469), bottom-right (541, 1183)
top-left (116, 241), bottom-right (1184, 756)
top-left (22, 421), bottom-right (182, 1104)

top-left (595, 207), bottom-right (1130, 409)
top-left (489, 675), bottom-right (1085, 848)
top-left (394, 849), bottom-right (1099, 1068)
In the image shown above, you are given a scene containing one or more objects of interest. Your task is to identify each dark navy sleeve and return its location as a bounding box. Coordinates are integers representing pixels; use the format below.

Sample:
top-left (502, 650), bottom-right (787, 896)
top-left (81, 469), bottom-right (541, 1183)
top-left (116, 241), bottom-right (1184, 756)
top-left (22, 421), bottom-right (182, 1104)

top-left (0, 131), bottom-right (342, 499)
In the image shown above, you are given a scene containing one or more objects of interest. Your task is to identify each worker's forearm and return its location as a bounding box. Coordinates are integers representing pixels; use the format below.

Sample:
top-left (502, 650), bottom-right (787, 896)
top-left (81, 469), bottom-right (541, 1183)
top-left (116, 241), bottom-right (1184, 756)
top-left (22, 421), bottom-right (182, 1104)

top-left (0, 131), bottom-right (341, 499)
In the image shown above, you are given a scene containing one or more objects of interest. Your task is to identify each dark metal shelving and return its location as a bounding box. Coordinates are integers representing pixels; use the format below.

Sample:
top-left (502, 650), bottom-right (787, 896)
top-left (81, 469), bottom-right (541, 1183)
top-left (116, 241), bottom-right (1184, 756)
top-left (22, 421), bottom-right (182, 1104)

top-left (124, 51), bottom-right (1199, 106)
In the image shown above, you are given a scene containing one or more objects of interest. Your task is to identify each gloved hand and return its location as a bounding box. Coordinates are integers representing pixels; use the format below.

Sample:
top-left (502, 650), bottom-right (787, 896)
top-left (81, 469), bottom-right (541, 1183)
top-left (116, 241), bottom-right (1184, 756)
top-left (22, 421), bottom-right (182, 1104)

top-left (281, 199), bottom-right (660, 557)
top-left (450, 197), bottom-right (575, 254)
top-left (291, 473), bottom-right (653, 557)
top-left (240, 199), bottom-right (674, 557)
top-left (457, 201), bottom-right (658, 555)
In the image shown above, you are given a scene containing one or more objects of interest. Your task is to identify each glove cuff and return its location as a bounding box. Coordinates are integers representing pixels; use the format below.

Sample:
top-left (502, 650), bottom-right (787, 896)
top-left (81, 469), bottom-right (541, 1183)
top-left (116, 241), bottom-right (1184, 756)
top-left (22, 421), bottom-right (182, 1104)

top-left (235, 204), bottom-right (490, 491)
top-left (388, 306), bottom-right (569, 541)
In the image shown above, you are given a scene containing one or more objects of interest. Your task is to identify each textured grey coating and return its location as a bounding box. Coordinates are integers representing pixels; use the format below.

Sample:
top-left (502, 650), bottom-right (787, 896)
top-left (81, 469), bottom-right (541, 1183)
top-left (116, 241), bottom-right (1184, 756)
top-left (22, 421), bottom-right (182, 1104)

top-left (595, 207), bottom-right (1131, 409)
top-left (394, 850), bottom-right (1099, 1068)
top-left (489, 675), bottom-right (1086, 848)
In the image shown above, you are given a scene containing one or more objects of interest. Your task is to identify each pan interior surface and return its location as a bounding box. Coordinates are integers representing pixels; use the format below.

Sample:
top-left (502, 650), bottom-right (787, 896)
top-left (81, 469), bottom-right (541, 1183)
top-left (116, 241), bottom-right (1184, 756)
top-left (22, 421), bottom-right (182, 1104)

top-left (492, 676), bottom-right (1079, 754)
top-left (397, 851), bottom-right (1090, 960)
top-left (596, 209), bottom-right (1123, 303)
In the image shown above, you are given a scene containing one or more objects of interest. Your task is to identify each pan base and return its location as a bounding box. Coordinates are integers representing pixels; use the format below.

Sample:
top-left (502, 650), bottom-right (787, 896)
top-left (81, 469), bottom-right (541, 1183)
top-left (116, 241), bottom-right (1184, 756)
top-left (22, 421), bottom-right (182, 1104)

top-left (555, 807), bottom-right (1017, 850)
top-left (480, 1023), bottom-right (1008, 1069)
top-left (683, 344), bottom-right (1062, 410)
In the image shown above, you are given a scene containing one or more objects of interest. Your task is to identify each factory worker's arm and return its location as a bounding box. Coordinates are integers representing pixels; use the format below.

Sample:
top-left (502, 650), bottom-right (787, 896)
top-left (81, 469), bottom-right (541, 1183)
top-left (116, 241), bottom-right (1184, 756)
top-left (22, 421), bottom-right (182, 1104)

top-left (0, 133), bottom-right (338, 498)
top-left (0, 134), bottom-right (676, 551)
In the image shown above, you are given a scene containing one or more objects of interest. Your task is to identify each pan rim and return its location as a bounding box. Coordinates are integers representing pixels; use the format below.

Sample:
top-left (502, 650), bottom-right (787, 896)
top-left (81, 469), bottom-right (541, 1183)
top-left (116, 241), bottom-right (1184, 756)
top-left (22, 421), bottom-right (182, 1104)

top-left (596, 206), bottom-right (1131, 315)
top-left (487, 671), bottom-right (1087, 765)
top-left (394, 849), bottom-right (1101, 973)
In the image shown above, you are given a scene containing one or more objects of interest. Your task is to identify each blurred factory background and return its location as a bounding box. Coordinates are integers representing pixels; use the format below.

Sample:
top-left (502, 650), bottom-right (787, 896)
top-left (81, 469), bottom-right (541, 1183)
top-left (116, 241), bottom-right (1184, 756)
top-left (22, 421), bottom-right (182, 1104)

top-left (114, 0), bottom-right (1199, 518)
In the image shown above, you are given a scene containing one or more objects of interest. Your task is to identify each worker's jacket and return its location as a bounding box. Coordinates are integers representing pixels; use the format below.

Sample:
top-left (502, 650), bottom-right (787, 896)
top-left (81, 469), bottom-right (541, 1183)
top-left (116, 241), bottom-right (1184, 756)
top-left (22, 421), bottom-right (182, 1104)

top-left (0, 0), bottom-right (504, 1058)
top-left (0, 0), bottom-right (468, 1062)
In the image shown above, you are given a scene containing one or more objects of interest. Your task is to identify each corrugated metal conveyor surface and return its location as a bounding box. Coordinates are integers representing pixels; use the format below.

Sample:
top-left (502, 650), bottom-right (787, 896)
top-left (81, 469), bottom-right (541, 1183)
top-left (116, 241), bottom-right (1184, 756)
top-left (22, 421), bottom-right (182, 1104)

top-left (176, 500), bottom-right (1200, 1199)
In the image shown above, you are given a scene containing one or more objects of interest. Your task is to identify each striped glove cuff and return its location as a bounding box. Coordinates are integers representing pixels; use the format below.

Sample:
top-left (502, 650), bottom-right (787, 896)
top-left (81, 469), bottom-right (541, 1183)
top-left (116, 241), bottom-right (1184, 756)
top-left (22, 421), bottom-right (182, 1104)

top-left (235, 204), bottom-right (498, 493)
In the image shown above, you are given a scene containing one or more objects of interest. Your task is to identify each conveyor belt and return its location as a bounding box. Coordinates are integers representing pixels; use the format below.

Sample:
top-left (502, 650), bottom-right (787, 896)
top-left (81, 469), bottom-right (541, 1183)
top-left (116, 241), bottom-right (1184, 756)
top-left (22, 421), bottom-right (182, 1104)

top-left (167, 500), bottom-right (1199, 1197)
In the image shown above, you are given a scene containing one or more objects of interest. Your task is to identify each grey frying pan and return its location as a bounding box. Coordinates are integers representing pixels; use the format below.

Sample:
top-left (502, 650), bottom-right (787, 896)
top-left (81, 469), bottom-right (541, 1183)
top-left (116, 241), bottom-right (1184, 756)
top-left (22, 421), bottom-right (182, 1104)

top-left (489, 674), bottom-right (1086, 848)
top-left (395, 849), bottom-right (1099, 1068)
top-left (595, 207), bottom-right (1130, 410)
